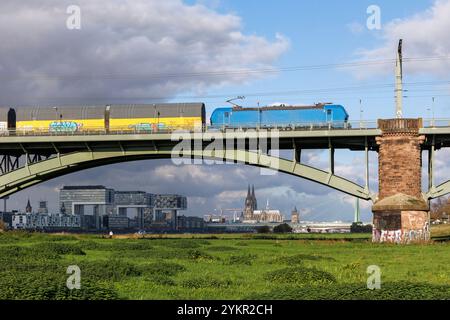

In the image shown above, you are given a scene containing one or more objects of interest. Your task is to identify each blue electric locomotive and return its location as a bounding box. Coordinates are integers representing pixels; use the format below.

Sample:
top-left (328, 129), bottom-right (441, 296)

top-left (210, 103), bottom-right (349, 129)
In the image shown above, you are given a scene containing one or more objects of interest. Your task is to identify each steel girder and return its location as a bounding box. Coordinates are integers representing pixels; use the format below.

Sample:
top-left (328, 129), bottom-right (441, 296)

top-left (0, 148), bottom-right (373, 200)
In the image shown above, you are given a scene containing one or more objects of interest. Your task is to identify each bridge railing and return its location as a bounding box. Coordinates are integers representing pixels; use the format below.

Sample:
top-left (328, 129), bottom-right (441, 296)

top-left (0, 120), bottom-right (380, 136)
top-left (422, 118), bottom-right (450, 128)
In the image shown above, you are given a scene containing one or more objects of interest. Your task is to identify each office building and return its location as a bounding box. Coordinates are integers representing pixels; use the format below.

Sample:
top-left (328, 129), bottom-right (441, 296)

top-left (153, 194), bottom-right (187, 229)
top-left (59, 185), bottom-right (115, 229)
top-left (59, 186), bottom-right (187, 231)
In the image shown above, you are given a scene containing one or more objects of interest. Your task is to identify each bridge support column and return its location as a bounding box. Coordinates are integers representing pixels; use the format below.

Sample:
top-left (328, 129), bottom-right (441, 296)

top-left (372, 119), bottom-right (430, 243)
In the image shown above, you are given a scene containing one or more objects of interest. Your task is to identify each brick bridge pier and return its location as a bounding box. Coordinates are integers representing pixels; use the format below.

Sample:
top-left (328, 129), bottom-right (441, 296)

top-left (372, 118), bottom-right (430, 243)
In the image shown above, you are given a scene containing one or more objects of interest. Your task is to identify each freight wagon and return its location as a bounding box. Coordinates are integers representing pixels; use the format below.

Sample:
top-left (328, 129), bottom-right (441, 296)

top-left (0, 103), bottom-right (206, 133)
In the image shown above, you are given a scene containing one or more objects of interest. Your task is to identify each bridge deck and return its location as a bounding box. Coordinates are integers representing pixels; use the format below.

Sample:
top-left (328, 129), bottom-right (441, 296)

top-left (0, 128), bottom-right (381, 153)
top-left (1, 125), bottom-right (450, 153)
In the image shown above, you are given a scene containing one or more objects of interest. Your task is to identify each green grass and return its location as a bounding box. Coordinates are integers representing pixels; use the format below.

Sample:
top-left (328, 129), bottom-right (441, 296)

top-left (0, 230), bottom-right (449, 300)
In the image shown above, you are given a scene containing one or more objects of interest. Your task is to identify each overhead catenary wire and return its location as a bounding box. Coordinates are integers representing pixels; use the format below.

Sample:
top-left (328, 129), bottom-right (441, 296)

top-left (2, 55), bottom-right (450, 81)
top-left (2, 55), bottom-right (450, 105)
top-left (22, 79), bottom-right (450, 102)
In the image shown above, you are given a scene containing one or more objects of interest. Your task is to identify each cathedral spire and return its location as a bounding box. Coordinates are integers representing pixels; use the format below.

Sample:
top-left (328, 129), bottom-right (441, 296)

top-left (26, 199), bottom-right (32, 213)
top-left (252, 185), bottom-right (257, 210)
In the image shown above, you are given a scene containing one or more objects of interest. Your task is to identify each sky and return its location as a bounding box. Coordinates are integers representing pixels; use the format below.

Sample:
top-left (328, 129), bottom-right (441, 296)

top-left (2, 0), bottom-right (450, 222)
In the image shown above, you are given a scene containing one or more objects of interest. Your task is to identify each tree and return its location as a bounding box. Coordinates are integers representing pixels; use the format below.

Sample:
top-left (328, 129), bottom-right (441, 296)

top-left (255, 225), bottom-right (271, 234)
top-left (350, 222), bottom-right (372, 233)
top-left (0, 220), bottom-right (6, 232)
top-left (273, 223), bottom-right (293, 233)
top-left (430, 196), bottom-right (450, 221)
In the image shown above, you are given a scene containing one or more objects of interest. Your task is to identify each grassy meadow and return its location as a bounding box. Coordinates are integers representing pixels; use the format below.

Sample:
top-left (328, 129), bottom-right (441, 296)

top-left (0, 229), bottom-right (449, 300)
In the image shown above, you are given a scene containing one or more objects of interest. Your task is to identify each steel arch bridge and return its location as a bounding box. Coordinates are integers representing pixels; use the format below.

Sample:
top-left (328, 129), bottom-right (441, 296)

top-left (0, 148), bottom-right (372, 200)
top-left (2, 125), bottom-right (450, 201)
top-left (0, 130), bottom-right (375, 200)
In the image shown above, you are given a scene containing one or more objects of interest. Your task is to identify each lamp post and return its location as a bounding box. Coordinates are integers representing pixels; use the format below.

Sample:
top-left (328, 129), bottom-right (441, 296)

top-left (157, 111), bottom-right (160, 131)
top-left (53, 107), bottom-right (58, 121)
top-left (432, 97), bottom-right (435, 127)
top-left (359, 99), bottom-right (363, 129)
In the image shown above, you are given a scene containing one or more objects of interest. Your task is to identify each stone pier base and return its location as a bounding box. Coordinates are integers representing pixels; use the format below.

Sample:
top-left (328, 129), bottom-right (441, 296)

top-left (372, 194), bottom-right (430, 244)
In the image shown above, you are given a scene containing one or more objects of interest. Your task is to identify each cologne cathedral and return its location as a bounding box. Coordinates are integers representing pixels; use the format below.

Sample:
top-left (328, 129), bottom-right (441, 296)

top-left (242, 185), bottom-right (283, 223)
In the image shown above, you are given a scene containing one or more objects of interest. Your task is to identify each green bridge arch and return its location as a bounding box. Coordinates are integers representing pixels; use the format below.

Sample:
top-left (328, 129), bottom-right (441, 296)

top-left (0, 148), bottom-right (373, 200)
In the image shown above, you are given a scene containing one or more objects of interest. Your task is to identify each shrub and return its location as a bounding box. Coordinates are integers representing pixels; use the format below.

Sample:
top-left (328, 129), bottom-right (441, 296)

top-left (350, 222), bottom-right (373, 233)
top-left (248, 282), bottom-right (450, 300)
top-left (149, 274), bottom-right (176, 286)
top-left (0, 270), bottom-right (119, 300)
top-left (274, 254), bottom-right (335, 265)
top-left (225, 254), bottom-right (257, 266)
top-left (273, 223), bottom-right (293, 234)
top-left (181, 277), bottom-right (232, 289)
top-left (142, 261), bottom-right (186, 277)
top-left (0, 245), bottom-right (60, 260)
top-left (111, 241), bottom-right (154, 251)
top-left (34, 242), bottom-right (86, 256)
top-left (77, 259), bottom-right (141, 281)
top-left (77, 240), bottom-right (110, 250)
top-left (205, 246), bottom-right (238, 252)
top-left (184, 249), bottom-right (215, 262)
top-left (164, 240), bottom-right (201, 249)
top-left (264, 267), bottom-right (336, 286)
top-left (255, 226), bottom-right (271, 234)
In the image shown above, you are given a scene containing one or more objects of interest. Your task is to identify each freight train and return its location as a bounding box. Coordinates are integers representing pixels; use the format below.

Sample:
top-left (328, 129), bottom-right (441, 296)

top-left (0, 103), bottom-right (348, 133)
top-left (0, 103), bottom-right (206, 133)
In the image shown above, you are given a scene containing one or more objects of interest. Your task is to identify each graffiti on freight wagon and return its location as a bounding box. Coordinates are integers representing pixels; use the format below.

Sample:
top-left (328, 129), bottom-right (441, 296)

top-left (49, 121), bottom-right (83, 132)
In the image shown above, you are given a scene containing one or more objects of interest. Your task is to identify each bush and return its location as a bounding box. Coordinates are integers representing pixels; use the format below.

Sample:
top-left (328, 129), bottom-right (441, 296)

top-left (248, 282), bottom-right (450, 300)
top-left (185, 249), bottom-right (215, 262)
top-left (77, 259), bottom-right (141, 281)
top-left (164, 240), bottom-right (201, 249)
top-left (181, 277), bottom-right (232, 289)
top-left (149, 274), bottom-right (176, 286)
top-left (0, 270), bottom-right (119, 300)
top-left (350, 222), bottom-right (373, 233)
top-left (0, 245), bottom-right (60, 261)
top-left (206, 246), bottom-right (238, 252)
top-left (274, 254), bottom-right (335, 265)
top-left (77, 240), bottom-right (110, 250)
top-left (34, 243), bottom-right (86, 256)
top-left (264, 267), bottom-right (336, 286)
top-left (142, 261), bottom-right (186, 277)
top-left (225, 254), bottom-right (257, 266)
top-left (111, 241), bottom-right (154, 251)
top-left (255, 225), bottom-right (271, 234)
top-left (273, 223), bottom-right (293, 234)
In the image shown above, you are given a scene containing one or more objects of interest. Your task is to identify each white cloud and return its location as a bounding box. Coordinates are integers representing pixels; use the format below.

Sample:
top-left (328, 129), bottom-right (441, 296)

top-left (347, 22), bottom-right (365, 35)
top-left (0, 0), bottom-right (289, 104)
top-left (354, 0), bottom-right (450, 78)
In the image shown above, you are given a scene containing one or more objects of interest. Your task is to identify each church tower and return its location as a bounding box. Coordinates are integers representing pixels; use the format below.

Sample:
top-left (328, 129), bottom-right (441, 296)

top-left (291, 206), bottom-right (299, 224)
top-left (244, 184), bottom-right (256, 220)
top-left (25, 199), bottom-right (32, 213)
top-left (251, 185), bottom-right (257, 211)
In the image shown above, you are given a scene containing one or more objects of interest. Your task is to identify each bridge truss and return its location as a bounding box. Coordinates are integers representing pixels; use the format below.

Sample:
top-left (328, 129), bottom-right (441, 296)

top-left (0, 131), bottom-right (377, 201)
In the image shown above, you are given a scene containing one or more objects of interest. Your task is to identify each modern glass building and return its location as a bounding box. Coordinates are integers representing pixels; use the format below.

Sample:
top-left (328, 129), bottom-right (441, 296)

top-left (153, 194), bottom-right (187, 228)
top-left (59, 186), bottom-right (187, 230)
top-left (59, 185), bottom-right (115, 216)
